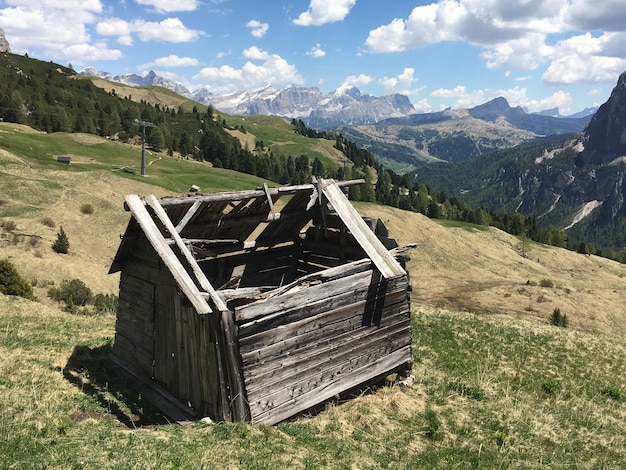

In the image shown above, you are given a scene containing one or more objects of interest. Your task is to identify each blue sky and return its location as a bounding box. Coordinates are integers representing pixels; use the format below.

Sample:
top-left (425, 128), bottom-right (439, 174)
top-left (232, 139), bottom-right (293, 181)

top-left (2, 0), bottom-right (626, 115)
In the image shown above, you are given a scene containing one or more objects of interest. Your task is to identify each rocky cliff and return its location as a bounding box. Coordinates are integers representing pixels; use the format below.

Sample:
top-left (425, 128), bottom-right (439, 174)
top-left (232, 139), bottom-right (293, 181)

top-left (580, 71), bottom-right (626, 165)
top-left (0, 28), bottom-right (11, 53)
top-left (419, 70), bottom-right (626, 252)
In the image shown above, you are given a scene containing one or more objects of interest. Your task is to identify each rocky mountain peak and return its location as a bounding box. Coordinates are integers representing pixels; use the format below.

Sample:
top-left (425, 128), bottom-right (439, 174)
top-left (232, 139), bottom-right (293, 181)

top-left (0, 28), bottom-right (11, 53)
top-left (468, 97), bottom-right (512, 120)
top-left (581, 70), bottom-right (626, 165)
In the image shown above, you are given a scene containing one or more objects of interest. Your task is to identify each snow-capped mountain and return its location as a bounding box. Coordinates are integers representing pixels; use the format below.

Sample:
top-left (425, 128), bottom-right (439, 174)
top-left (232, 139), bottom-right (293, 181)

top-left (80, 68), bottom-right (416, 128)
top-left (81, 67), bottom-right (191, 98)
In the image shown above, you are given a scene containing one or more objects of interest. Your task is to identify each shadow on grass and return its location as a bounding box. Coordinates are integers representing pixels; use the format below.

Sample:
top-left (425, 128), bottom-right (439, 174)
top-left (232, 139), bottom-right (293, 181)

top-left (62, 342), bottom-right (170, 428)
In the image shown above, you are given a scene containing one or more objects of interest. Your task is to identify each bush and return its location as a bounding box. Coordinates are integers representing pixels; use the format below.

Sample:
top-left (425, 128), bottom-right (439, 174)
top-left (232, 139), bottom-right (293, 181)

top-left (601, 384), bottom-right (623, 401)
top-left (52, 226), bottom-right (69, 254)
top-left (550, 307), bottom-right (568, 327)
top-left (1, 219), bottom-right (17, 231)
top-left (0, 259), bottom-right (38, 301)
top-left (41, 216), bottom-right (56, 227)
top-left (540, 279), bottom-right (555, 288)
top-left (48, 278), bottom-right (93, 310)
top-left (93, 293), bottom-right (119, 314)
top-left (80, 204), bottom-right (94, 215)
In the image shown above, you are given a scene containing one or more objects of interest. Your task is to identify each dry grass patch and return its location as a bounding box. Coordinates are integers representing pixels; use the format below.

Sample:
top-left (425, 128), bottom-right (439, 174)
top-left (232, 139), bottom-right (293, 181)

top-left (358, 203), bottom-right (626, 338)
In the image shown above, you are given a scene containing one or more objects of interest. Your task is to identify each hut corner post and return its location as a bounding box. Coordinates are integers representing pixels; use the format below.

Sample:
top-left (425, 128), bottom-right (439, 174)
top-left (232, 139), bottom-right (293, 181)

top-left (219, 308), bottom-right (250, 422)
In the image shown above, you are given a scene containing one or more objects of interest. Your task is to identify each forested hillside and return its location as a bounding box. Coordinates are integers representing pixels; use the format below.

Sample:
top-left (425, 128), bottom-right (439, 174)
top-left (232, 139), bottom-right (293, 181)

top-left (0, 51), bottom-right (611, 260)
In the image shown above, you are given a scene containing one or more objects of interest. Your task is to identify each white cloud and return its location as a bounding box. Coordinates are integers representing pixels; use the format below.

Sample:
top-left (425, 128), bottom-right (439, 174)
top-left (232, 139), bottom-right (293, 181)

top-left (523, 90), bottom-right (573, 114)
top-left (429, 84), bottom-right (572, 113)
top-left (293, 0), bottom-right (356, 26)
top-left (242, 46), bottom-right (268, 61)
top-left (97, 17), bottom-right (204, 44)
top-left (246, 20), bottom-right (269, 38)
top-left (4, 0), bottom-right (102, 15)
top-left (566, 0), bottom-right (626, 32)
top-left (63, 41), bottom-right (122, 61)
top-left (306, 44), bottom-right (326, 58)
top-left (139, 55), bottom-right (199, 69)
top-left (0, 2), bottom-right (122, 62)
top-left (364, 0), bottom-right (626, 87)
top-left (135, 0), bottom-right (199, 13)
top-left (96, 18), bottom-right (134, 45)
top-left (379, 67), bottom-right (420, 95)
top-left (338, 74), bottom-right (374, 92)
top-left (480, 33), bottom-right (553, 71)
top-left (413, 98), bottom-right (433, 113)
top-left (194, 48), bottom-right (303, 93)
top-left (365, 1), bottom-right (567, 53)
top-left (543, 32), bottom-right (626, 84)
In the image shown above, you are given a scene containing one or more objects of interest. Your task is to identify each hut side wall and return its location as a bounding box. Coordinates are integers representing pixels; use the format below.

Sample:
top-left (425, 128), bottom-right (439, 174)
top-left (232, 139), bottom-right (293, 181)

top-left (113, 238), bottom-right (163, 378)
top-left (113, 238), bottom-right (230, 421)
top-left (153, 287), bottom-right (227, 420)
top-left (234, 265), bottom-right (412, 425)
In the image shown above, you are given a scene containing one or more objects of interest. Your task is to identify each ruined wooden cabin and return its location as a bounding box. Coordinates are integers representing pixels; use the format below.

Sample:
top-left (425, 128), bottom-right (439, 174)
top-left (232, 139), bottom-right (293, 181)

top-left (109, 178), bottom-right (413, 425)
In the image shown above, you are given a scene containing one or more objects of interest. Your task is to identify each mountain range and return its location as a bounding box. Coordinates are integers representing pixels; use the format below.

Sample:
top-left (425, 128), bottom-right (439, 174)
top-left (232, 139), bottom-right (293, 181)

top-left (80, 68), bottom-right (595, 132)
top-left (81, 67), bottom-right (415, 128)
top-left (335, 97), bottom-right (594, 173)
top-left (417, 70), bottom-right (626, 254)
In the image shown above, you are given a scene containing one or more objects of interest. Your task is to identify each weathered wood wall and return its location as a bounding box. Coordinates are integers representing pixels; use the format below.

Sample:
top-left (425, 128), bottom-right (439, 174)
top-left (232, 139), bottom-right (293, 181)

top-left (113, 209), bottom-right (412, 425)
top-left (112, 234), bottom-right (239, 421)
top-left (234, 260), bottom-right (412, 425)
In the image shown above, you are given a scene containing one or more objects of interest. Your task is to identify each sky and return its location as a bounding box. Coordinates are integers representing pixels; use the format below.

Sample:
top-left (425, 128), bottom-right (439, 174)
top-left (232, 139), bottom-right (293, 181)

top-left (2, 0), bottom-right (626, 115)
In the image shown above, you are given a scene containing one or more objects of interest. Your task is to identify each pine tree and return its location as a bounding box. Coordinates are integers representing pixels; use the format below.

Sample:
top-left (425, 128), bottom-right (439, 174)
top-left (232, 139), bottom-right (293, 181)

top-left (52, 226), bottom-right (69, 254)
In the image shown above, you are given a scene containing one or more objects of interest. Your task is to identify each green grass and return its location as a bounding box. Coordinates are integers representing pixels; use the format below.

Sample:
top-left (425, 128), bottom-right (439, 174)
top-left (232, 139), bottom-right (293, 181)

top-left (1, 294), bottom-right (624, 469)
top-left (434, 218), bottom-right (491, 232)
top-left (223, 114), bottom-right (341, 169)
top-left (0, 123), bottom-right (269, 195)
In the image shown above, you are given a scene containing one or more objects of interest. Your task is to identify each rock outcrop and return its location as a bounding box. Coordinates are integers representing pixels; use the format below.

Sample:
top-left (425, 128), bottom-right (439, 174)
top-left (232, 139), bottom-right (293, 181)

top-left (581, 71), bottom-right (626, 165)
top-left (0, 28), bottom-right (10, 53)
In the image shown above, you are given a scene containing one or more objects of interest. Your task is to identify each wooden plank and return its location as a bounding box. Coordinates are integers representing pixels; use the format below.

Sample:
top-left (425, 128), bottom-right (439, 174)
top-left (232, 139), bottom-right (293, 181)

top-left (238, 281), bottom-right (369, 341)
top-left (240, 300), bottom-right (409, 364)
top-left (243, 300), bottom-right (410, 370)
top-left (146, 195), bottom-right (228, 313)
top-left (154, 179), bottom-right (365, 208)
top-left (242, 307), bottom-right (411, 390)
top-left (236, 271), bottom-right (408, 336)
top-left (110, 355), bottom-right (198, 423)
top-left (113, 331), bottom-right (154, 376)
top-left (251, 346), bottom-right (411, 425)
top-left (236, 270), bottom-right (372, 324)
top-left (220, 309), bottom-right (250, 421)
top-left (245, 324), bottom-right (411, 402)
top-left (234, 258), bottom-right (372, 319)
top-left (319, 179), bottom-right (405, 279)
top-left (263, 183), bottom-right (277, 221)
top-left (175, 199), bottom-right (202, 233)
top-left (125, 195), bottom-right (212, 314)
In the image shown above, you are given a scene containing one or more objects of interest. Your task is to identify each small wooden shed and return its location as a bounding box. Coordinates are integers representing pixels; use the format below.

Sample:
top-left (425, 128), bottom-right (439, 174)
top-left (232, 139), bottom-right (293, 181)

top-left (109, 178), bottom-right (413, 425)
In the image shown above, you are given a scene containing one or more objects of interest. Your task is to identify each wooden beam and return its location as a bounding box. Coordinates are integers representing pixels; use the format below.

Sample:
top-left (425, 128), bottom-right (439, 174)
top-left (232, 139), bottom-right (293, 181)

top-left (319, 179), bottom-right (405, 279)
top-left (125, 195), bottom-right (213, 314)
top-left (263, 183), bottom-right (277, 221)
top-left (153, 179), bottom-right (365, 208)
top-left (175, 199), bottom-right (202, 233)
top-left (146, 195), bottom-right (228, 312)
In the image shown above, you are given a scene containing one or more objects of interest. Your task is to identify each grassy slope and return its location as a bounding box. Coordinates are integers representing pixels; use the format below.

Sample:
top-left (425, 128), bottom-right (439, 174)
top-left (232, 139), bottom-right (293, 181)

top-left (1, 125), bottom-right (625, 468)
top-left (78, 75), bottom-right (206, 114)
top-left (83, 76), bottom-right (348, 172)
top-left (223, 114), bottom-right (347, 170)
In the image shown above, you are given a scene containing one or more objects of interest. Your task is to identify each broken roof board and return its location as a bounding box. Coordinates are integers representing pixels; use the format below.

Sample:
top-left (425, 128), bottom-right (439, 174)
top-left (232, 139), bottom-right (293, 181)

top-left (110, 179), bottom-right (406, 314)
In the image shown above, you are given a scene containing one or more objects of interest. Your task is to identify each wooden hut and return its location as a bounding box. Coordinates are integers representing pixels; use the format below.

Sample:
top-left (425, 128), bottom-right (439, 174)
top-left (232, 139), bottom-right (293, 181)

top-left (109, 178), bottom-right (413, 425)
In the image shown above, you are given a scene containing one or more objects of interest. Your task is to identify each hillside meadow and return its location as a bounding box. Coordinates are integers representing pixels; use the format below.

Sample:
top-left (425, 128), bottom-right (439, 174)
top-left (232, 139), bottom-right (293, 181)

top-left (1, 125), bottom-right (625, 468)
